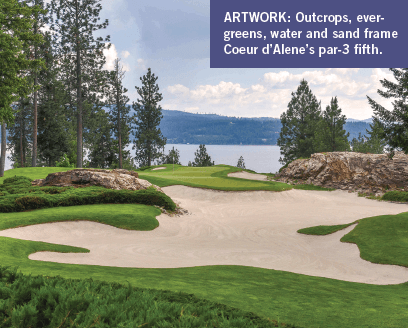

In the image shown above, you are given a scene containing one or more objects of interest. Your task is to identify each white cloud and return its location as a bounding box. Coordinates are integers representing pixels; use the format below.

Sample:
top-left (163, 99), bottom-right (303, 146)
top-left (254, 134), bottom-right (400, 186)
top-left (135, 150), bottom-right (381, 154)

top-left (121, 50), bottom-right (130, 58)
top-left (163, 68), bottom-right (400, 120)
top-left (135, 58), bottom-right (147, 71)
top-left (103, 43), bottom-right (119, 70)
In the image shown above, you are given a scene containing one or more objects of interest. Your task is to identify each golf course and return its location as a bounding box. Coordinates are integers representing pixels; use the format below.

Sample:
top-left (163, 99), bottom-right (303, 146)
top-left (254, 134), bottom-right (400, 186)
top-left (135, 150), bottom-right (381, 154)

top-left (1, 164), bottom-right (408, 327)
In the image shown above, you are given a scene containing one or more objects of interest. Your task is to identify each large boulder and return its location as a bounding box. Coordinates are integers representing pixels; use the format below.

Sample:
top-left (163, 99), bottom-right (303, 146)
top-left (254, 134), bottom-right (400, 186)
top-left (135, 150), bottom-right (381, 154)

top-left (32, 169), bottom-right (163, 192)
top-left (274, 151), bottom-right (408, 196)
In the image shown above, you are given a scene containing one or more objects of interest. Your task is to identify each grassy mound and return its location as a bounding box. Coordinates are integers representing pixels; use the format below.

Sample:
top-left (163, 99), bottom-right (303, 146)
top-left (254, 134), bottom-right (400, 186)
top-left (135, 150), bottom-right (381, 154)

top-left (0, 176), bottom-right (176, 212)
top-left (297, 222), bottom-right (358, 235)
top-left (0, 266), bottom-right (301, 328)
top-left (0, 204), bottom-right (161, 231)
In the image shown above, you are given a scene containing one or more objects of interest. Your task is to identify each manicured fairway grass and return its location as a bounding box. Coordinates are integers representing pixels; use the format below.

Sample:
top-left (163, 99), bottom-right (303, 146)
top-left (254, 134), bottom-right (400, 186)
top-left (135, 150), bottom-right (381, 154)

top-left (136, 164), bottom-right (335, 192)
top-left (0, 204), bottom-right (161, 231)
top-left (2, 166), bottom-right (408, 327)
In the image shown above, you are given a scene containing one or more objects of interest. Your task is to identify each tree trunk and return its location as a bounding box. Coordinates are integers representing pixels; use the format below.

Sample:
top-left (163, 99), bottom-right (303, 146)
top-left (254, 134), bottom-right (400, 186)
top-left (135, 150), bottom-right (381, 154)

top-left (20, 127), bottom-right (24, 167)
top-left (117, 92), bottom-right (122, 169)
top-left (32, 21), bottom-right (38, 167)
top-left (75, 2), bottom-right (82, 168)
top-left (0, 122), bottom-right (6, 176)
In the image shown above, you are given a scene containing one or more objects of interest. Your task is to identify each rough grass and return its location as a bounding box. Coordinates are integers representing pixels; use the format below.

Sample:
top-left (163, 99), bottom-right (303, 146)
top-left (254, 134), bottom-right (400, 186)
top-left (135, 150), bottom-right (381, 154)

top-left (1, 266), bottom-right (301, 328)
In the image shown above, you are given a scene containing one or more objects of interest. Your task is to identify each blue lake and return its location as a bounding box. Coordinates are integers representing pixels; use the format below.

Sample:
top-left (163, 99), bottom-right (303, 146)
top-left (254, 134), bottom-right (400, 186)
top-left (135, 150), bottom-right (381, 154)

top-left (162, 144), bottom-right (283, 174)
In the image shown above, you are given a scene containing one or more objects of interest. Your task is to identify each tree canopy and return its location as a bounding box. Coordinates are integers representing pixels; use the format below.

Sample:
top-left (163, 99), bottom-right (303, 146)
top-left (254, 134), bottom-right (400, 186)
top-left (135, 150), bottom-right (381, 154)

top-left (277, 79), bottom-right (322, 165)
top-left (0, 0), bottom-right (46, 124)
top-left (313, 96), bottom-right (350, 152)
top-left (132, 68), bottom-right (166, 167)
top-left (367, 68), bottom-right (408, 153)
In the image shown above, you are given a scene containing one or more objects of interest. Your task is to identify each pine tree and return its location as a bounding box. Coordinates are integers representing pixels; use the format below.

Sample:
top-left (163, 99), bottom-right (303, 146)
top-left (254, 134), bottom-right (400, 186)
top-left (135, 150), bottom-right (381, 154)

top-left (0, 122), bottom-right (6, 176)
top-left (0, 0), bottom-right (46, 124)
top-left (277, 79), bottom-right (322, 165)
top-left (132, 68), bottom-right (166, 167)
top-left (106, 58), bottom-right (131, 169)
top-left (47, 0), bottom-right (111, 168)
top-left (1, 0), bottom-right (46, 175)
top-left (36, 32), bottom-right (71, 166)
top-left (161, 147), bottom-right (181, 165)
top-left (24, 0), bottom-right (49, 167)
top-left (86, 107), bottom-right (115, 168)
top-left (7, 99), bottom-right (33, 168)
top-left (350, 120), bottom-right (387, 154)
top-left (192, 144), bottom-right (213, 167)
top-left (236, 156), bottom-right (246, 169)
top-left (313, 97), bottom-right (350, 152)
top-left (367, 68), bottom-right (408, 153)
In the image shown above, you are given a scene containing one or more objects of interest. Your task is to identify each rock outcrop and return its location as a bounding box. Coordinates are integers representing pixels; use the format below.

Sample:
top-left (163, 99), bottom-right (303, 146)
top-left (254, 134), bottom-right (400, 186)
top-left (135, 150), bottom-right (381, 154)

top-left (274, 151), bottom-right (408, 196)
top-left (32, 169), bottom-right (163, 192)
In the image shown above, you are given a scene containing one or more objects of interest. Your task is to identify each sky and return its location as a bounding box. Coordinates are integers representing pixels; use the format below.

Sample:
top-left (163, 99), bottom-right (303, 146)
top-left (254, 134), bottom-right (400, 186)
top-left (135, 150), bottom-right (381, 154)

top-left (3, 0), bottom-right (401, 170)
top-left (89, 0), bottom-right (397, 120)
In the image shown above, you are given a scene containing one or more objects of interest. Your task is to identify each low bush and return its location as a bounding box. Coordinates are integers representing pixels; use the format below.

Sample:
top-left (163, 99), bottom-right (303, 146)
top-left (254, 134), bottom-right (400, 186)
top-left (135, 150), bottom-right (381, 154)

top-left (0, 266), bottom-right (301, 328)
top-left (0, 176), bottom-right (176, 213)
top-left (382, 190), bottom-right (408, 202)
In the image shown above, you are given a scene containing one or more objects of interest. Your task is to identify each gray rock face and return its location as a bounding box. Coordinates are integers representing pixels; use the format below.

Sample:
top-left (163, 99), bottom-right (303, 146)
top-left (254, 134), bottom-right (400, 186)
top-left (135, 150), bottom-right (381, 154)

top-left (274, 151), bottom-right (408, 196)
top-left (32, 169), bottom-right (163, 192)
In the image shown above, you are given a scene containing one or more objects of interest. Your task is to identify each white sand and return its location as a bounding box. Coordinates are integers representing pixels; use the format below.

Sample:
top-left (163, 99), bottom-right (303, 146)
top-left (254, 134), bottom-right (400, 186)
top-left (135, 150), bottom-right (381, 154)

top-left (227, 171), bottom-right (268, 181)
top-left (151, 167), bottom-right (167, 170)
top-left (1, 172), bottom-right (408, 285)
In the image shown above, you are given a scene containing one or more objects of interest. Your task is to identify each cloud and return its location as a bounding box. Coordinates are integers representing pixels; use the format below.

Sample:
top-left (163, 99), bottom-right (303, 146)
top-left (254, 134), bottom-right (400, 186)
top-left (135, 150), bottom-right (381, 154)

top-left (121, 51), bottom-right (130, 58)
top-left (135, 58), bottom-right (147, 71)
top-left (164, 68), bottom-right (399, 120)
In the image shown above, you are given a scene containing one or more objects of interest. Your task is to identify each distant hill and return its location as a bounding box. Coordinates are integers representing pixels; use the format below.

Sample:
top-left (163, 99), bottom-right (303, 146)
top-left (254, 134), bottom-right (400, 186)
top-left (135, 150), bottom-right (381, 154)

top-left (0, 108), bottom-right (375, 146)
top-left (158, 109), bottom-right (374, 145)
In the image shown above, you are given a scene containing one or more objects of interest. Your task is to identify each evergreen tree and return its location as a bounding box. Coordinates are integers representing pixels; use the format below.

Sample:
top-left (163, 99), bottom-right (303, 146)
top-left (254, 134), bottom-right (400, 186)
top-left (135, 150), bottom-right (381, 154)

top-left (0, 123), bottom-right (5, 176)
top-left (277, 79), bottom-right (322, 165)
top-left (47, 0), bottom-right (111, 168)
top-left (24, 0), bottom-right (49, 167)
top-left (7, 99), bottom-right (33, 168)
top-left (161, 147), bottom-right (181, 165)
top-left (313, 97), bottom-right (350, 152)
top-left (350, 120), bottom-right (387, 154)
top-left (105, 58), bottom-right (131, 169)
top-left (367, 68), bottom-right (408, 153)
top-left (86, 107), bottom-right (115, 168)
top-left (0, 0), bottom-right (46, 124)
top-left (192, 144), bottom-right (213, 167)
top-left (132, 68), bottom-right (166, 167)
top-left (36, 32), bottom-right (71, 166)
top-left (236, 156), bottom-right (246, 169)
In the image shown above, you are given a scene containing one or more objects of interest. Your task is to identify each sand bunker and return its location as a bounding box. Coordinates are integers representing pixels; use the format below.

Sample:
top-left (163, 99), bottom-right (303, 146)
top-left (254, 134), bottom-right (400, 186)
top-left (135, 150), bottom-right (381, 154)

top-left (227, 171), bottom-right (268, 181)
top-left (1, 184), bottom-right (408, 285)
top-left (151, 167), bottom-right (167, 170)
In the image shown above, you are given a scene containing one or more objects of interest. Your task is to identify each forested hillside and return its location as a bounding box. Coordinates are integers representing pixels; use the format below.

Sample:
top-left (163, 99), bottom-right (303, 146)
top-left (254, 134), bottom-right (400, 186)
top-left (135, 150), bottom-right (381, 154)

top-left (156, 109), bottom-right (372, 145)
top-left (1, 108), bottom-right (373, 147)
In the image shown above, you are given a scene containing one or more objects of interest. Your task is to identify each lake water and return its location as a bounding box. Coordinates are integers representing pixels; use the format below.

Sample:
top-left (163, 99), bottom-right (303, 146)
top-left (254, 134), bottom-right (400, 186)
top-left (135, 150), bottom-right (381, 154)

top-left (3, 144), bottom-right (284, 173)
top-left (162, 144), bottom-right (283, 174)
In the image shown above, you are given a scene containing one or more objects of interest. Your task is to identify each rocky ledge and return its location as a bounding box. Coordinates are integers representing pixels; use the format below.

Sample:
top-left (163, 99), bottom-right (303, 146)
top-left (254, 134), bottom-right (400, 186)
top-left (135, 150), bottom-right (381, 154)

top-left (274, 151), bottom-right (408, 197)
top-left (32, 169), bottom-right (163, 192)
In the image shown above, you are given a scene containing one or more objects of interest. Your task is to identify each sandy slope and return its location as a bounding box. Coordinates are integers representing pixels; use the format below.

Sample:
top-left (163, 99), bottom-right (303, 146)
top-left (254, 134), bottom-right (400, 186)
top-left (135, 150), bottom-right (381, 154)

top-left (1, 172), bottom-right (408, 285)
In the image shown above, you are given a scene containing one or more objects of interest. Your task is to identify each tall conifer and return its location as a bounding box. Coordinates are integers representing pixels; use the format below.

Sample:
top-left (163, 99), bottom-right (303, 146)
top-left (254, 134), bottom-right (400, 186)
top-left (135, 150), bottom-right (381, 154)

top-left (277, 79), bottom-right (322, 165)
top-left (132, 68), bottom-right (166, 167)
top-left (367, 68), bottom-right (408, 153)
top-left (106, 58), bottom-right (130, 169)
top-left (313, 96), bottom-right (350, 152)
top-left (47, 0), bottom-right (111, 168)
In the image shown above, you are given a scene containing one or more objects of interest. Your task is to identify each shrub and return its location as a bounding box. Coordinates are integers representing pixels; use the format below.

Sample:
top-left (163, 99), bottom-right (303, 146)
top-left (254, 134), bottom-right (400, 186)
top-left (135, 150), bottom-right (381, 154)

top-left (55, 153), bottom-right (75, 168)
top-left (0, 185), bottom-right (176, 213)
